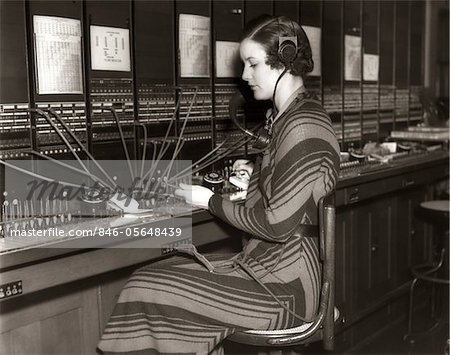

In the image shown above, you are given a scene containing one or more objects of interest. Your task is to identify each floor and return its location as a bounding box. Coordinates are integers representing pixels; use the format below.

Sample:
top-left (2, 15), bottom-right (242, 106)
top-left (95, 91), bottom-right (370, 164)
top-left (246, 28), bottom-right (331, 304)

top-left (350, 297), bottom-right (449, 355)
top-left (223, 288), bottom-right (449, 355)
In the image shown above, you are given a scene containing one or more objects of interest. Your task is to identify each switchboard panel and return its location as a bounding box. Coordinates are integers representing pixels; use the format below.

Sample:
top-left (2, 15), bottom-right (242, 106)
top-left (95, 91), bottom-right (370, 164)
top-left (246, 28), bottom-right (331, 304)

top-left (133, 1), bottom-right (177, 162)
top-left (323, 0), bottom-right (343, 143)
top-left (1, 1), bottom-right (31, 158)
top-left (85, 0), bottom-right (135, 159)
top-left (212, 1), bottom-right (245, 155)
top-left (174, 0), bottom-right (214, 163)
top-left (0, 0), bottom-right (431, 168)
top-left (361, 1), bottom-right (378, 143)
top-left (299, 1), bottom-right (322, 100)
top-left (20, 1), bottom-right (86, 159)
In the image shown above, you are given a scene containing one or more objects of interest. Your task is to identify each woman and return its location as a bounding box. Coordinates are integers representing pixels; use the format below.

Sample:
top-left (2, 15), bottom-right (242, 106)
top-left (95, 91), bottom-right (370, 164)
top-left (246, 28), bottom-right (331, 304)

top-left (98, 15), bottom-right (340, 355)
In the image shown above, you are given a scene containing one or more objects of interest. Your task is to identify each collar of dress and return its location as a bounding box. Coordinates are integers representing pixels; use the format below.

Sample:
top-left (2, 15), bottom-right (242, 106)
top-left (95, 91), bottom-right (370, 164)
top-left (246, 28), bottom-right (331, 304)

top-left (265, 86), bottom-right (306, 134)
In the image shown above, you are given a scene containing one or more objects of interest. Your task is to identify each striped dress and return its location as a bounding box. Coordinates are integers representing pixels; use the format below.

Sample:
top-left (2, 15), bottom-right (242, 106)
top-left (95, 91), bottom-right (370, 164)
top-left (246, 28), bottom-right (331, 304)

top-left (98, 94), bottom-right (340, 355)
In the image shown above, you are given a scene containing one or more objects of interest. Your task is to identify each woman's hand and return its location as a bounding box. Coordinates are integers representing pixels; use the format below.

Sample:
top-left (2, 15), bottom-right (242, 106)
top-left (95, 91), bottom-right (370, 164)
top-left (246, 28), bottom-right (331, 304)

top-left (174, 183), bottom-right (214, 209)
top-left (232, 159), bottom-right (254, 177)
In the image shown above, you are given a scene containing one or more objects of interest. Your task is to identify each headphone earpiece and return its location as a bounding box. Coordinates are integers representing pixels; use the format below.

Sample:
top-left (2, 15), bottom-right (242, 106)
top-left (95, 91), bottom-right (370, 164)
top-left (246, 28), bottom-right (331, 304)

top-left (278, 36), bottom-right (298, 66)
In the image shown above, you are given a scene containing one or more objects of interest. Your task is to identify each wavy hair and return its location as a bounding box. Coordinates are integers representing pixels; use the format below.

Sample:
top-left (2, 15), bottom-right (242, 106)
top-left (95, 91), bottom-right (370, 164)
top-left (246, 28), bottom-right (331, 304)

top-left (241, 15), bottom-right (314, 77)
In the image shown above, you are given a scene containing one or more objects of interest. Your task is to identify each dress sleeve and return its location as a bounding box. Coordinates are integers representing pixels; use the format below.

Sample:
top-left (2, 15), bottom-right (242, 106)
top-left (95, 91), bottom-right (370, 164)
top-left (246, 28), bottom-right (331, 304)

top-left (209, 109), bottom-right (340, 242)
top-left (243, 155), bottom-right (262, 208)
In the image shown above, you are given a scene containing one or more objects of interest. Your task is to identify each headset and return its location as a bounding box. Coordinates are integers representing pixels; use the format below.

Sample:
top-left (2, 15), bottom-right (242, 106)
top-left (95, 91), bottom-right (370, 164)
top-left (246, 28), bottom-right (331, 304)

top-left (229, 19), bottom-right (300, 150)
top-left (278, 35), bottom-right (298, 67)
top-left (277, 18), bottom-right (299, 67)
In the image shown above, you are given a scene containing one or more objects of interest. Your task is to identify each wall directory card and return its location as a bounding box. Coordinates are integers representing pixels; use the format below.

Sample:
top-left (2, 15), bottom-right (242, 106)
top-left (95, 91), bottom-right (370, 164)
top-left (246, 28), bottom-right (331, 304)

top-left (215, 41), bottom-right (240, 78)
top-left (364, 54), bottom-right (379, 81)
top-left (178, 14), bottom-right (210, 78)
top-left (90, 25), bottom-right (131, 72)
top-left (302, 25), bottom-right (321, 77)
top-left (345, 35), bottom-right (362, 81)
top-left (33, 15), bottom-right (83, 94)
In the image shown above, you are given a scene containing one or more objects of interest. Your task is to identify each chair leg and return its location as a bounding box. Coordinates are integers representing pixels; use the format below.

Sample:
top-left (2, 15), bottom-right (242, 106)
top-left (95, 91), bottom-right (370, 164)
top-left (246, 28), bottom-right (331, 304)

top-left (431, 277), bottom-right (437, 318)
top-left (404, 277), bottom-right (419, 342)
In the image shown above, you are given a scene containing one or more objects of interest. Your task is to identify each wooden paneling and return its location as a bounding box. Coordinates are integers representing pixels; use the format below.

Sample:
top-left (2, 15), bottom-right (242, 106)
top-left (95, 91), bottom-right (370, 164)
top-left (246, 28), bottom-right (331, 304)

top-left (410, 0), bottom-right (425, 86)
top-left (362, 1), bottom-right (378, 55)
top-left (244, 0), bottom-right (273, 23)
top-left (379, 1), bottom-right (395, 86)
top-left (350, 197), bottom-right (394, 312)
top-left (395, 0), bottom-right (409, 88)
top-left (0, 0), bottom-right (28, 103)
top-left (213, 0), bottom-right (243, 41)
top-left (299, 0), bottom-right (321, 27)
top-left (322, 0), bottom-right (342, 86)
top-left (0, 283), bottom-right (99, 354)
top-left (273, 0), bottom-right (299, 22)
top-left (134, 0), bottom-right (175, 84)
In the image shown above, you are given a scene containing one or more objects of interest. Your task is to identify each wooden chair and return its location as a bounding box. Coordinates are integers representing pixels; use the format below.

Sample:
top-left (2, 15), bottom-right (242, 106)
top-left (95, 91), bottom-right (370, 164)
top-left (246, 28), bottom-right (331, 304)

top-left (227, 193), bottom-right (337, 351)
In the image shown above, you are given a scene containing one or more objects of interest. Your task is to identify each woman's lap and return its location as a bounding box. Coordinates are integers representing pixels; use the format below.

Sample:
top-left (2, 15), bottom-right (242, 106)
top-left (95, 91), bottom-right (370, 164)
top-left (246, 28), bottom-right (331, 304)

top-left (98, 253), bottom-right (307, 354)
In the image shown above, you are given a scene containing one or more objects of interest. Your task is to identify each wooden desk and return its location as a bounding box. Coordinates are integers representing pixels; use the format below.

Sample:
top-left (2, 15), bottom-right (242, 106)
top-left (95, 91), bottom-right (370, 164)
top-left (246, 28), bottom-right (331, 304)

top-left (0, 150), bottom-right (448, 354)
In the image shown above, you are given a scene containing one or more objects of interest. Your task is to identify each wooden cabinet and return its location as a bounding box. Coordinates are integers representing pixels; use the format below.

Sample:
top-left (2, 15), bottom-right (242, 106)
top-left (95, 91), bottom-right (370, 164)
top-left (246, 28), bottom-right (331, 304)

top-left (0, 154), bottom-right (448, 354)
top-left (350, 196), bottom-right (395, 317)
top-left (333, 156), bottom-right (448, 351)
top-left (394, 187), bottom-right (430, 287)
top-left (0, 282), bottom-right (100, 355)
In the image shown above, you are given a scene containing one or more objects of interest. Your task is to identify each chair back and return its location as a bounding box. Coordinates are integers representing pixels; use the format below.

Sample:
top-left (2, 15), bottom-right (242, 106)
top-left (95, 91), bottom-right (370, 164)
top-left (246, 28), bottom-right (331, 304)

top-left (228, 192), bottom-right (336, 349)
top-left (320, 193), bottom-right (336, 350)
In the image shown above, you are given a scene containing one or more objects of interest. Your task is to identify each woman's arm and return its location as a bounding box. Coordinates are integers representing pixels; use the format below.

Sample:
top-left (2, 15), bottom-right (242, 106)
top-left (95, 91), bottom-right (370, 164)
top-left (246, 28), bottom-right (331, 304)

top-left (209, 105), bottom-right (340, 242)
top-left (242, 155), bottom-right (262, 207)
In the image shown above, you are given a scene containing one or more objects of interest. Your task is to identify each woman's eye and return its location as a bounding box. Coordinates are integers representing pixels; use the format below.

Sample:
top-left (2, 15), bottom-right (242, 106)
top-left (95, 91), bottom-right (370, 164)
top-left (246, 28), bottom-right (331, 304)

top-left (249, 64), bottom-right (257, 68)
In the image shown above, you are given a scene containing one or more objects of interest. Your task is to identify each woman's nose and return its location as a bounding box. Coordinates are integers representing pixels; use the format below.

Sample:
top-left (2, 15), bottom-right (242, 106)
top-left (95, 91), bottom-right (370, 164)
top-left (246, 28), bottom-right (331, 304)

top-left (241, 67), bottom-right (250, 82)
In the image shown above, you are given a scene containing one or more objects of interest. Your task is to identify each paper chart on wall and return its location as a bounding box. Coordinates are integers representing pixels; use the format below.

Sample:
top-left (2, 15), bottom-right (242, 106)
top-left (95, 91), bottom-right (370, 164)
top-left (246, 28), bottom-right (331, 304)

top-left (363, 53), bottom-right (379, 81)
top-left (179, 14), bottom-right (210, 78)
top-left (302, 26), bottom-right (321, 77)
top-left (345, 35), bottom-right (361, 81)
top-left (90, 25), bottom-right (131, 72)
top-left (215, 41), bottom-right (240, 78)
top-left (33, 15), bottom-right (83, 94)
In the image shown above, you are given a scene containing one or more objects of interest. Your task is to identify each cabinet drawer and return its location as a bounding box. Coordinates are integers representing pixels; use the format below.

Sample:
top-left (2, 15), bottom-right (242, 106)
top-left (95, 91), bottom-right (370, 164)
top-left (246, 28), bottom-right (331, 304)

top-left (344, 179), bottom-right (396, 205)
top-left (343, 164), bottom-right (449, 205)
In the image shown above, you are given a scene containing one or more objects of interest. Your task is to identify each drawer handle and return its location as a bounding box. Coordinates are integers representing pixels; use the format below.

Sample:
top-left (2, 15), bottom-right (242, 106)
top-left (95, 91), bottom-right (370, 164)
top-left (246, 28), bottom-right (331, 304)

top-left (402, 179), bottom-right (415, 187)
top-left (371, 244), bottom-right (379, 252)
top-left (348, 193), bottom-right (360, 203)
